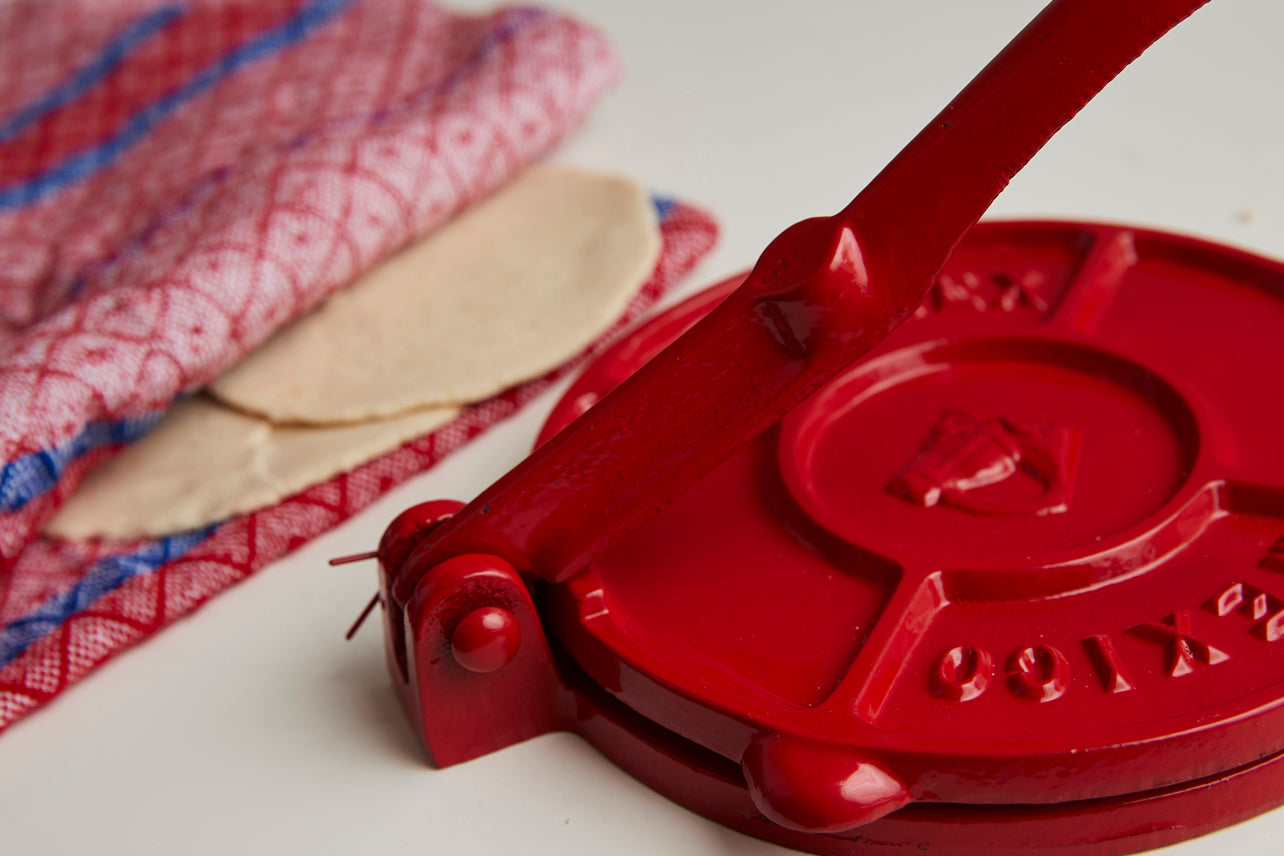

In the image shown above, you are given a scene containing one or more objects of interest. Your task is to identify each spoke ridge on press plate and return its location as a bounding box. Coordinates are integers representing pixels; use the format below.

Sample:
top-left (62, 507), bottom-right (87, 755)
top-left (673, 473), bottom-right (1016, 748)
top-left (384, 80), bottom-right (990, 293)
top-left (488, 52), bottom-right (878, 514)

top-left (1047, 226), bottom-right (1140, 335)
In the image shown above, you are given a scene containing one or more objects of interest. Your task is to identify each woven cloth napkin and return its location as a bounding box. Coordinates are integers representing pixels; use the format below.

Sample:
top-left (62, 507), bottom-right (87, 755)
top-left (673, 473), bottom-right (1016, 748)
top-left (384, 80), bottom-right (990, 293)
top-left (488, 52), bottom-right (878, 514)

top-left (0, 0), bottom-right (718, 733)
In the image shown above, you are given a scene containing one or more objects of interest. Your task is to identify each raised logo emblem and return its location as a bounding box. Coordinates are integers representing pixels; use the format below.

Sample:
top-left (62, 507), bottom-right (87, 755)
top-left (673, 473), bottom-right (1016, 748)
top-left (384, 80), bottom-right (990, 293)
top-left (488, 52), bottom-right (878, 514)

top-left (887, 410), bottom-right (1081, 516)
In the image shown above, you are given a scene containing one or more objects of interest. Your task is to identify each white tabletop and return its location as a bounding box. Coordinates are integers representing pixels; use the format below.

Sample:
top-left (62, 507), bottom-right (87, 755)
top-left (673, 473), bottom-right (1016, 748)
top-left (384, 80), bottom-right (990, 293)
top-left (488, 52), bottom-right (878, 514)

top-left (4, 1), bottom-right (1284, 854)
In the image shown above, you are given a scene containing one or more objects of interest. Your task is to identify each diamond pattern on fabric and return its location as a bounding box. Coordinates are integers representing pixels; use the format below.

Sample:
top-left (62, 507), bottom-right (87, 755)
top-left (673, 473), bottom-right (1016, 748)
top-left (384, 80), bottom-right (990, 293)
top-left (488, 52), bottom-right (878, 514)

top-left (0, 202), bottom-right (718, 733)
top-left (0, 0), bottom-right (721, 734)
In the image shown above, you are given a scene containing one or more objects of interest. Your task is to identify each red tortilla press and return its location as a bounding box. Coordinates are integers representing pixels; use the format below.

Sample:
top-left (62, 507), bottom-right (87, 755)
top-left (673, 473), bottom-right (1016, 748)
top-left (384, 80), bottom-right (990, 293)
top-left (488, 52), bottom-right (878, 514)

top-left (367, 0), bottom-right (1284, 852)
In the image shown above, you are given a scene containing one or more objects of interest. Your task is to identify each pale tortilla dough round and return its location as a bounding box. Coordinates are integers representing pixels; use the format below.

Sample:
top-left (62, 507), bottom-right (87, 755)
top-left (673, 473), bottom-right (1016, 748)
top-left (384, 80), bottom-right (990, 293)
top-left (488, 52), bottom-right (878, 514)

top-left (44, 396), bottom-right (457, 540)
top-left (208, 166), bottom-right (662, 424)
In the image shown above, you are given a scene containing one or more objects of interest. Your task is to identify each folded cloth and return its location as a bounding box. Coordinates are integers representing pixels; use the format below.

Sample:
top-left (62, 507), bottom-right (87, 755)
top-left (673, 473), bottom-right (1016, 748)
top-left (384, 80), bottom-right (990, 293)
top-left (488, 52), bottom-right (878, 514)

top-left (0, 0), bottom-right (719, 732)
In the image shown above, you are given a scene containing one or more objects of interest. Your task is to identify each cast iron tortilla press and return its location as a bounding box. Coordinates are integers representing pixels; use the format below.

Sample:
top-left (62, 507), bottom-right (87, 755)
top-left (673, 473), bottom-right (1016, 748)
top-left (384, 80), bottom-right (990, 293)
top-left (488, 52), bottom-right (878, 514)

top-left (365, 0), bottom-right (1284, 852)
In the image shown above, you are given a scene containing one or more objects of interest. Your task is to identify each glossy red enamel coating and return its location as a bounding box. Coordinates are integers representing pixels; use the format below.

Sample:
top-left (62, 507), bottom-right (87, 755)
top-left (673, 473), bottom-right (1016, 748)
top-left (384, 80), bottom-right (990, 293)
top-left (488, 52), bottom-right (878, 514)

top-left (382, 219), bottom-right (1284, 852)
top-left (567, 646), bottom-right (1284, 856)
top-left (368, 0), bottom-right (1271, 851)
top-left (543, 221), bottom-right (1284, 816)
top-left (450, 606), bottom-right (522, 674)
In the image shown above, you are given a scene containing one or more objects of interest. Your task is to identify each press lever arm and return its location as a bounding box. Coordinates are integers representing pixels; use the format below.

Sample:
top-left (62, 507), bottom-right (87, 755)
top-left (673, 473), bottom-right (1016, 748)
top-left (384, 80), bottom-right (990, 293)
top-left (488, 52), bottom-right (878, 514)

top-left (392, 0), bottom-right (1211, 603)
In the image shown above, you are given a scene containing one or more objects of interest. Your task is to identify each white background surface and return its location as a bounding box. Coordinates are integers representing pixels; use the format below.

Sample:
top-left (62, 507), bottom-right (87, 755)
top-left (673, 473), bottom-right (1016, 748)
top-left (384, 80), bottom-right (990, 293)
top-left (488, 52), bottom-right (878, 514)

top-left (4, 1), bottom-right (1284, 854)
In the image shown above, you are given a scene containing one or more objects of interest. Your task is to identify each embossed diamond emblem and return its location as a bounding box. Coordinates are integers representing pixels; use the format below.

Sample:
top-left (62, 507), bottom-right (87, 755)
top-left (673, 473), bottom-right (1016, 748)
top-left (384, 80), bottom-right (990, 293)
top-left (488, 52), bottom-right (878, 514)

top-left (886, 409), bottom-right (1082, 516)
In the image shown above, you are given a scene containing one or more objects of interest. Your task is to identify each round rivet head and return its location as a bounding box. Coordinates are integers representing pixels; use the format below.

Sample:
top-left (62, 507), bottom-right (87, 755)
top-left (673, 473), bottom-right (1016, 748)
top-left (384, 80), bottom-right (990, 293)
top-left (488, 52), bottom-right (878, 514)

top-left (450, 607), bottom-right (521, 673)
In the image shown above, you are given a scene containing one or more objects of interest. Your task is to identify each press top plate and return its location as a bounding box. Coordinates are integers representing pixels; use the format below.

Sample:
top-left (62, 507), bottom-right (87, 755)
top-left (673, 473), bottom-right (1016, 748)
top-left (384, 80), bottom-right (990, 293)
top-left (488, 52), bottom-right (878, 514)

top-left (539, 220), bottom-right (1284, 806)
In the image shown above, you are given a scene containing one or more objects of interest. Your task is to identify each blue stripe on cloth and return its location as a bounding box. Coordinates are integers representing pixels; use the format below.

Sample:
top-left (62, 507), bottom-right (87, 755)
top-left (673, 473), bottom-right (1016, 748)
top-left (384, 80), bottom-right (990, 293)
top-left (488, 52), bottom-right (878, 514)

top-left (0, 186), bottom-right (683, 671)
top-left (61, 6), bottom-right (543, 303)
top-left (0, 0), bottom-right (359, 210)
top-left (0, 526), bottom-right (216, 668)
top-left (0, 5), bottom-right (184, 143)
top-left (651, 196), bottom-right (676, 220)
top-left (0, 408), bottom-right (166, 512)
top-left (3, 6), bottom-right (545, 506)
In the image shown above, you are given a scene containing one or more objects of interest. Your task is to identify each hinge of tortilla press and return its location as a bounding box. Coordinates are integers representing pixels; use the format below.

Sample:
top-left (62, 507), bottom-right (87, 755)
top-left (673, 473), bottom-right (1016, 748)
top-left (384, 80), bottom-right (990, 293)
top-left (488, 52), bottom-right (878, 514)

top-left (378, 500), bottom-right (568, 767)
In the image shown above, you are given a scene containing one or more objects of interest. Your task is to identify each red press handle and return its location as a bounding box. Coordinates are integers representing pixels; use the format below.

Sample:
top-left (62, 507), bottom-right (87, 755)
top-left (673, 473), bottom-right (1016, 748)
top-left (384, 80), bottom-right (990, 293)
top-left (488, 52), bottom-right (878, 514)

top-left (394, 0), bottom-right (1211, 601)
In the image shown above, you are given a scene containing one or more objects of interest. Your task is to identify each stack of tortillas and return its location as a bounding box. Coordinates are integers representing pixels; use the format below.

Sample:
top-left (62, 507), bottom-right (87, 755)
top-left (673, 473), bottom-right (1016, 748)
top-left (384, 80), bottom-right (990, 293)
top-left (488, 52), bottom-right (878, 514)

top-left (46, 166), bottom-right (661, 540)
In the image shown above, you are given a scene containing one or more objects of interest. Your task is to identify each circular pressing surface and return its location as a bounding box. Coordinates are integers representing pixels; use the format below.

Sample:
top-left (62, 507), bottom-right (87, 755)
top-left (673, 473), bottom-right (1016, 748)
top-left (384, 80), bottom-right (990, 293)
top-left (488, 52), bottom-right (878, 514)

top-left (778, 337), bottom-right (1200, 569)
top-left (209, 166), bottom-right (661, 425)
top-left (541, 221), bottom-right (1284, 816)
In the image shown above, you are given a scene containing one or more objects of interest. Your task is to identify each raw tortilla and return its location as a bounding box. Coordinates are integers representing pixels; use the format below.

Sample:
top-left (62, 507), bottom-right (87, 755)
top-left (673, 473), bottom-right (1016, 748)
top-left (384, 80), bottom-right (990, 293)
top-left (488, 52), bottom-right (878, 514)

top-left (44, 396), bottom-right (457, 540)
top-left (208, 165), bottom-right (662, 424)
